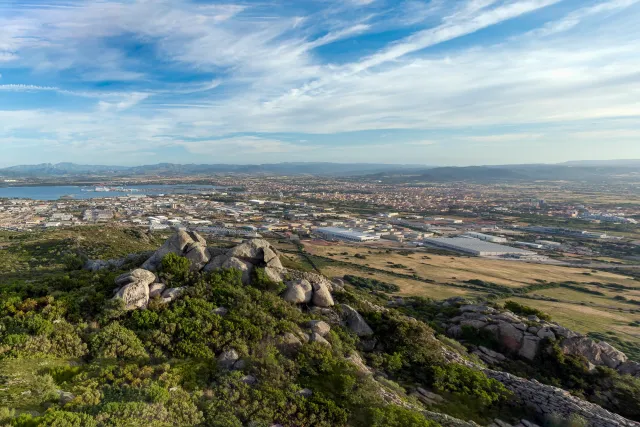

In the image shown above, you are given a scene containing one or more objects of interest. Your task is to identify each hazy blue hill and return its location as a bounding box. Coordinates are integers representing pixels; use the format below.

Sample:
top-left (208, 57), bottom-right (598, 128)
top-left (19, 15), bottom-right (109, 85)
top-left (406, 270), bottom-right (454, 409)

top-left (0, 162), bottom-right (425, 177)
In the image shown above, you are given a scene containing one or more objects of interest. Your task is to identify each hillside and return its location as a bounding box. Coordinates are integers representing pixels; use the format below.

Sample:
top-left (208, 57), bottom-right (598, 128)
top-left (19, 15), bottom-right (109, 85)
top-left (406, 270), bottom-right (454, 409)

top-left (0, 228), bottom-right (639, 426)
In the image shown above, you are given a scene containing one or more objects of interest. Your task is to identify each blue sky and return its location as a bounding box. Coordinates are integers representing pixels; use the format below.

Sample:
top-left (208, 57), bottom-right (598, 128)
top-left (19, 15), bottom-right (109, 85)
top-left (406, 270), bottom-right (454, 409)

top-left (1, 0), bottom-right (640, 166)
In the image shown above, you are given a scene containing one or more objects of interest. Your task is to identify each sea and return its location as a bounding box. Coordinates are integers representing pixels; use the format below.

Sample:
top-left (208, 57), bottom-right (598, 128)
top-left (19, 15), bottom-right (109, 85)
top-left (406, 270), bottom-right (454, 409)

top-left (0, 184), bottom-right (225, 201)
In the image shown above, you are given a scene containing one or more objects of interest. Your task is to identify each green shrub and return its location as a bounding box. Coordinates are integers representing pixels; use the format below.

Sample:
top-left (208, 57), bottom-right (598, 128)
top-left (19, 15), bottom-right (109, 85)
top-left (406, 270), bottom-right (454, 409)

top-left (89, 322), bottom-right (148, 359)
top-left (432, 363), bottom-right (510, 406)
top-left (343, 275), bottom-right (400, 293)
top-left (504, 300), bottom-right (551, 321)
top-left (160, 253), bottom-right (191, 285)
top-left (369, 405), bottom-right (440, 427)
top-left (252, 268), bottom-right (286, 293)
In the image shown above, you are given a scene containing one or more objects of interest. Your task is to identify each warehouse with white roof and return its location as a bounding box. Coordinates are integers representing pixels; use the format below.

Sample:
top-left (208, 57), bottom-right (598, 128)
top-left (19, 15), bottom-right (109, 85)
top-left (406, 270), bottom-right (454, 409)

top-left (424, 237), bottom-right (536, 257)
top-left (315, 227), bottom-right (380, 242)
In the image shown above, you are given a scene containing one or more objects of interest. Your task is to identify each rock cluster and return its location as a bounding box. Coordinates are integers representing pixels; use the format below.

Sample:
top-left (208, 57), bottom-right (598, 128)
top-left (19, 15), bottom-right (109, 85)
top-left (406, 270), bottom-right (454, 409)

top-left (110, 232), bottom-right (343, 313)
top-left (112, 268), bottom-right (185, 310)
top-left (142, 230), bottom-right (210, 272)
top-left (203, 238), bottom-right (284, 284)
top-left (439, 299), bottom-right (640, 377)
top-left (486, 369), bottom-right (640, 427)
top-left (282, 277), bottom-right (334, 307)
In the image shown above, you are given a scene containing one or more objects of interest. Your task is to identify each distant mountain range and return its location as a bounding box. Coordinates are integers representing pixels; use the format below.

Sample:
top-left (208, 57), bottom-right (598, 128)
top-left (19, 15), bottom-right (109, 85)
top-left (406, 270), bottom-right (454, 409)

top-left (369, 162), bottom-right (640, 183)
top-left (0, 160), bottom-right (638, 182)
top-left (0, 162), bottom-right (425, 178)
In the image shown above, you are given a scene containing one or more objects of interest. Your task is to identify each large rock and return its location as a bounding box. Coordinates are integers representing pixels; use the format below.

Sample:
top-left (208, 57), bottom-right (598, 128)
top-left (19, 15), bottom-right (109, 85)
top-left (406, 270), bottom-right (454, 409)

top-left (263, 266), bottom-right (284, 283)
top-left (311, 281), bottom-right (334, 307)
top-left (536, 327), bottom-right (556, 341)
top-left (114, 280), bottom-right (150, 310)
top-left (617, 361), bottom-right (640, 377)
top-left (115, 268), bottom-right (156, 287)
top-left (202, 254), bottom-right (228, 272)
top-left (307, 320), bottom-right (331, 337)
top-left (346, 352), bottom-right (371, 374)
top-left (218, 349), bottom-right (240, 370)
top-left (560, 336), bottom-right (628, 369)
top-left (149, 283), bottom-right (166, 298)
top-left (142, 231), bottom-right (207, 271)
top-left (341, 304), bottom-right (374, 337)
top-left (309, 332), bottom-right (331, 347)
top-left (226, 239), bottom-right (281, 267)
top-left (277, 332), bottom-right (303, 356)
top-left (161, 287), bottom-right (185, 303)
top-left (518, 335), bottom-right (541, 361)
top-left (497, 321), bottom-right (524, 352)
top-left (113, 269), bottom-right (156, 310)
top-left (282, 279), bottom-right (313, 304)
top-left (221, 257), bottom-right (253, 284)
top-left (184, 242), bottom-right (211, 271)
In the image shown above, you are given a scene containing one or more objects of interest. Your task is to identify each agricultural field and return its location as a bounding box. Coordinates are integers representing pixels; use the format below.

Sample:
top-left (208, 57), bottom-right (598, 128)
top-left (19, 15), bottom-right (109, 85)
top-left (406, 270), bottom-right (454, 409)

top-left (301, 241), bottom-right (638, 288)
top-left (298, 240), bottom-right (640, 348)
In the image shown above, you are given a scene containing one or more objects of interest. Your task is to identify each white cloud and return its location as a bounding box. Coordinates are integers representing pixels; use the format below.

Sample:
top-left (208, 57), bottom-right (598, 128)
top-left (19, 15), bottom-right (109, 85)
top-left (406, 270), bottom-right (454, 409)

top-left (1, 0), bottom-right (640, 164)
top-left (97, 92), bottom-right (150, 112)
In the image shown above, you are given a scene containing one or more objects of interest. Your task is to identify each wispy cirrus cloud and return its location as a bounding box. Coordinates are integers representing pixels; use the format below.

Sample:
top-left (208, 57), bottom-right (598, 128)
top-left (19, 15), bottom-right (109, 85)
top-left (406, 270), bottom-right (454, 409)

top-left (1, 0), bottom-right (640, 165)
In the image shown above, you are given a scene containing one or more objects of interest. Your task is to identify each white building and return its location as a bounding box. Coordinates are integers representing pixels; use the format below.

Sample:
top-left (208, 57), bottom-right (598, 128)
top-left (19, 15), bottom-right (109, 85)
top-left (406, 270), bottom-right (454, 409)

top-left (315, 227), bottom-right (381, 242)
top-left (424, 237), bottom-right (536, 257)
top-left (464, 232), bottom-right (507, 243)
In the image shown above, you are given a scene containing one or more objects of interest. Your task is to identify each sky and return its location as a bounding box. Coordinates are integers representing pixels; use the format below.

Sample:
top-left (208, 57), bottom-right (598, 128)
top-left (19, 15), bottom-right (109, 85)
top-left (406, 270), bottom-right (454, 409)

top-left (1, 0), bottom-right (640, 167)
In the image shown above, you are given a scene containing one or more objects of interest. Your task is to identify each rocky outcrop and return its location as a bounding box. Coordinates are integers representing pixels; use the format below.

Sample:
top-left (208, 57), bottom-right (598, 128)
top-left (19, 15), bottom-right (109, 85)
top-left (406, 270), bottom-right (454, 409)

top-left (281, 277), bottom-right (335, 308)
top-left (111, 232), bottom-right (338, 313)
top-left (311, 281), bottom-right (334, 307)
top-left (341, 304), bottom-right (374, 337)
top-left (307, 320), bottom-right (331, 337)
top-left (113, 269), bottom-right (156, 310)
top-left (142, 230), bottom-right (209, 271)
top-left (486, 370), bottom-right (640, 427)
top-left (203, 238), bottom-right (285, 284)
top-left (282, 279), bottom-right (313, 304)
top-left (560, 336), bottom-right (628, 369)
top-left (439, 297), bottom-right (640, 377)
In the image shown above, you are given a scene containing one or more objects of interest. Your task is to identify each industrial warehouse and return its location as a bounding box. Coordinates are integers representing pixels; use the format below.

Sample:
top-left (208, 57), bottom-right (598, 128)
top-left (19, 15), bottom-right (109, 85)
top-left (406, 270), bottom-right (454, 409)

top-left (423, 237), bottom-right (538, 257)
top-left (315, 227), bottom-right (381, 242)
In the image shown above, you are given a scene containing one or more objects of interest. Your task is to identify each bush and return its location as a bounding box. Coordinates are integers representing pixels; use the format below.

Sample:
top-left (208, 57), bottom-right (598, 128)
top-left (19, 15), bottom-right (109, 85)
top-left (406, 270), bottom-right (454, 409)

top-left (89, 322), bottom-right (148, 359)
top-left (504, 300), bottom-right (551, 321)
top-left (432, 363), bottom-right (510, 406)
top-left (252, 268), bottom-right (285, 294)
top-left (160, 253), bottom-right (191, 285)
top-left (343, 275), bottom-right (400, 293)
top-left (62, 253), bottom-right (87, 271)
top-left (369, 405), bottom-right (440, 426)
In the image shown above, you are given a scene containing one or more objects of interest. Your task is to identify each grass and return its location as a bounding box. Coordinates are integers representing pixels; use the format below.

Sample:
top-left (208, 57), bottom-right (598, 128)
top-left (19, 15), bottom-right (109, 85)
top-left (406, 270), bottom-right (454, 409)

top-left (504, 297), bottom-right (640, 346)
top-left (0, 226), bottom-right (167, 280)
top-left (299, 240), bottom-right (640, 351)
top-left (530, 286), bottom-right (640, 310)
top-left (302, 241), bottom-right (638, 289)
top-left (320, 265), bottom-right (475, 299)
top-left (0, 358), bottom-right (74, 414)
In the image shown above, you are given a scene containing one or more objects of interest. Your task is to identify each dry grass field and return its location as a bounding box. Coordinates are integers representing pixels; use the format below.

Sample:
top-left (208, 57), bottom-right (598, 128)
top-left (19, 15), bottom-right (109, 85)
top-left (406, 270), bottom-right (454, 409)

top-left (319, 265), bottom-right (475, 299)
top-left (293, 240), bottom-right (640, 347)
top-left (302, 241), bottom-right (638, 288)
top-left (504, 297), bottom-right (640, 344)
